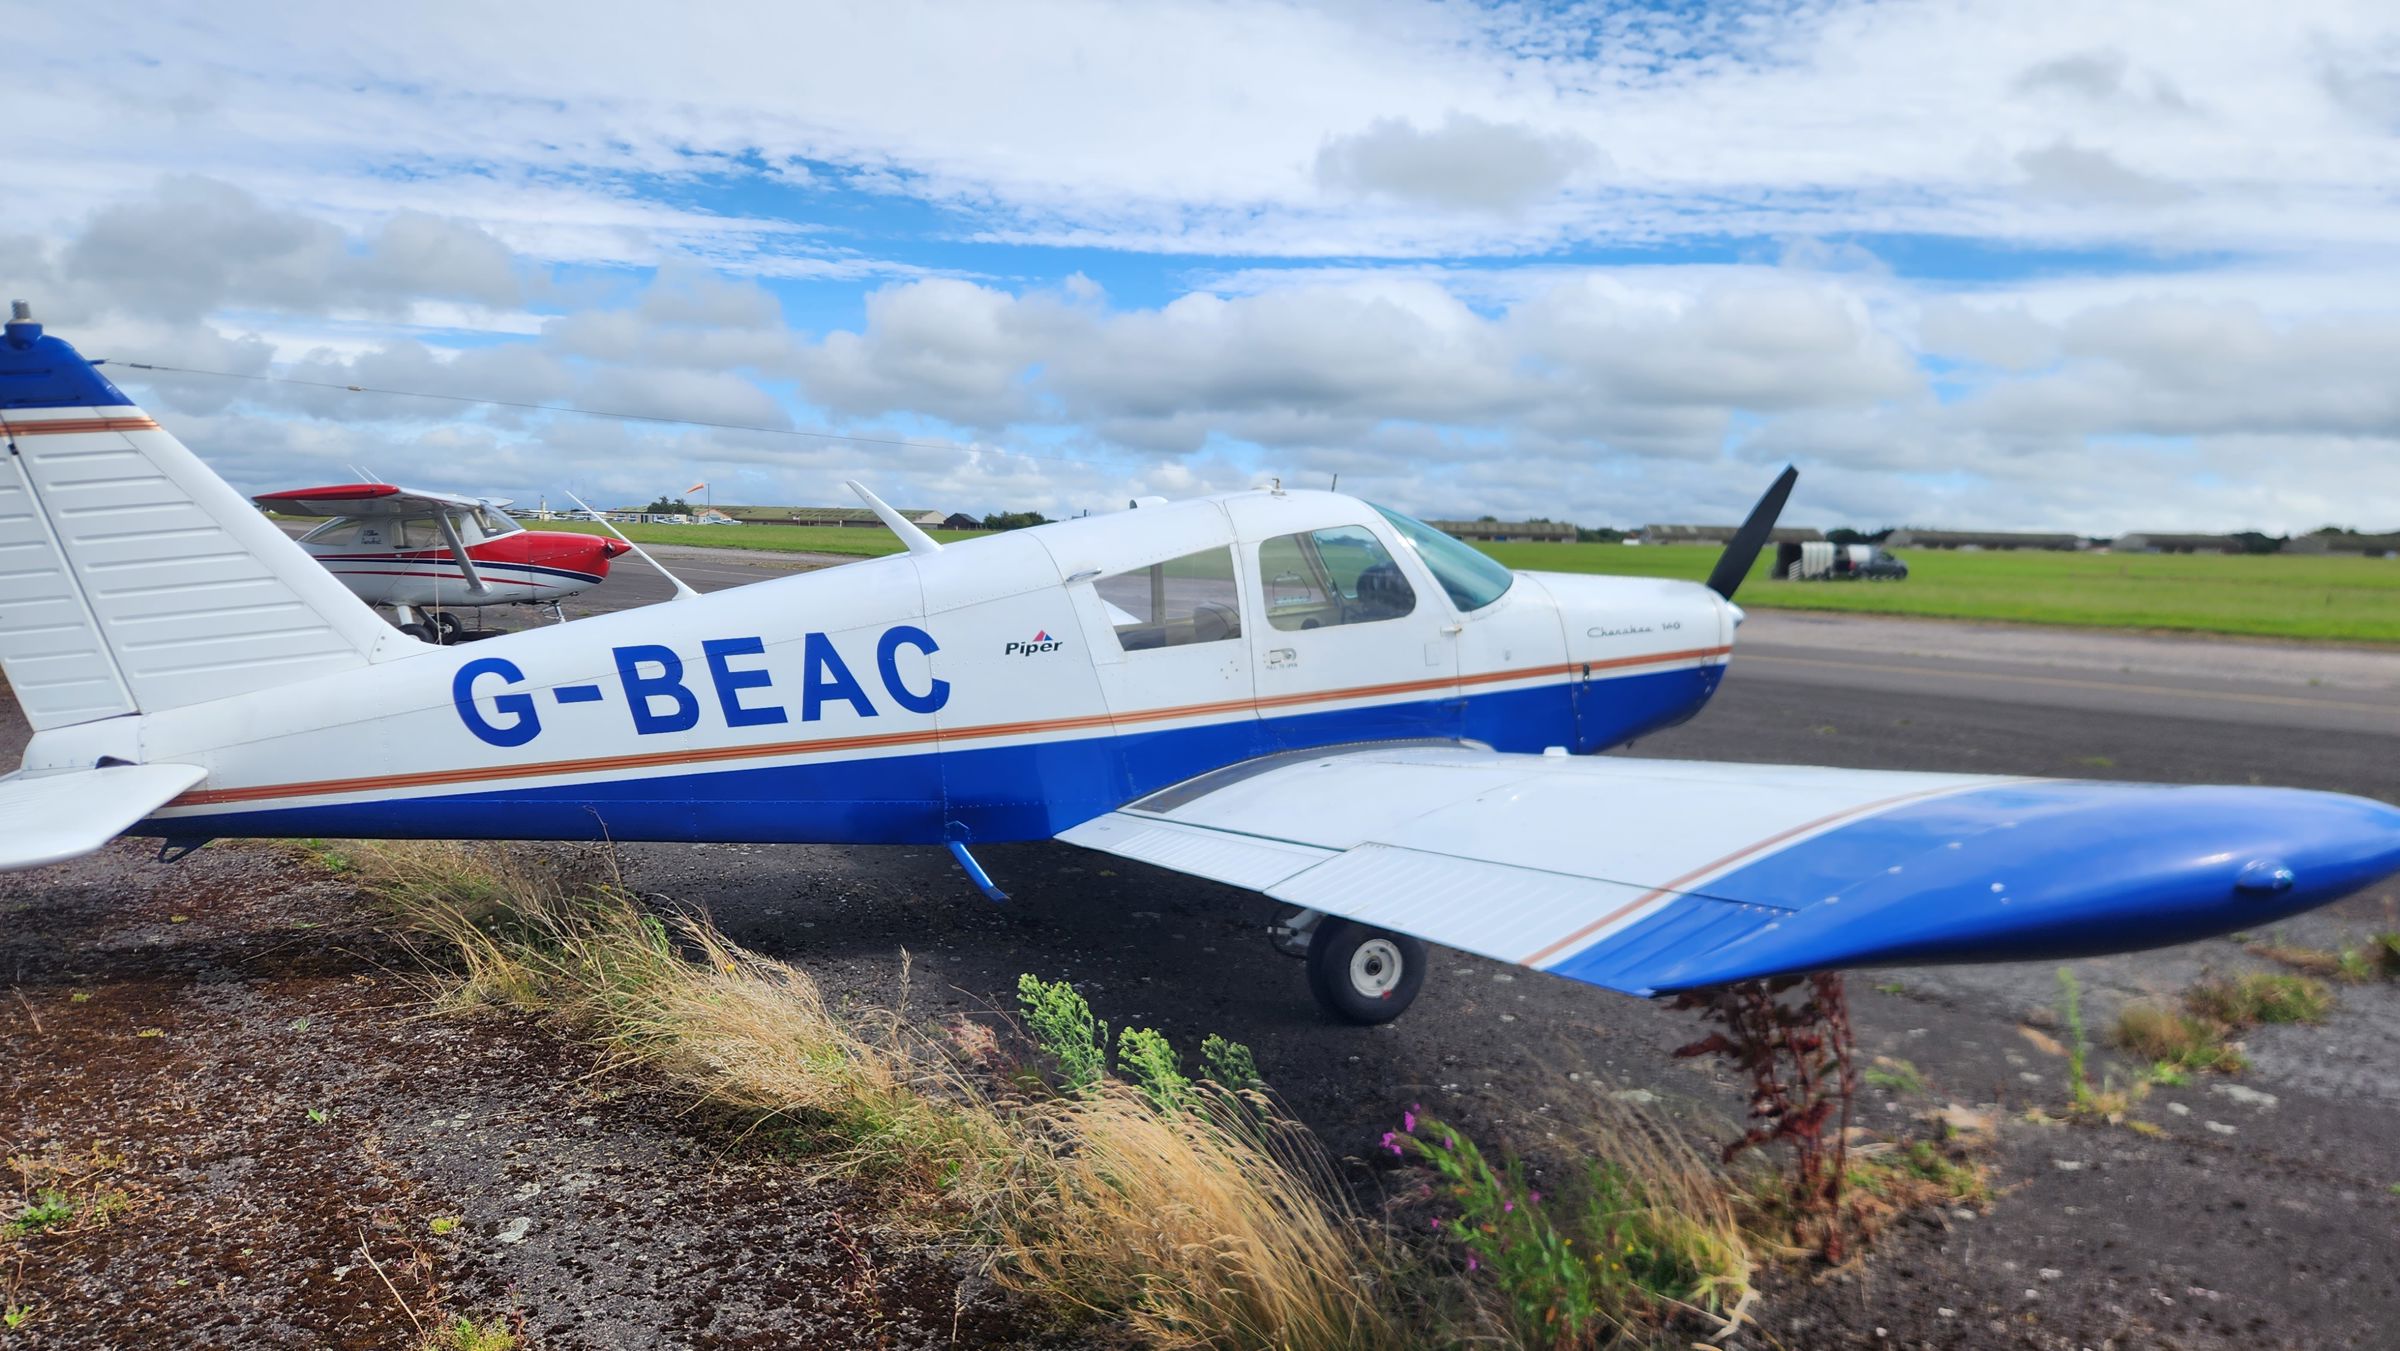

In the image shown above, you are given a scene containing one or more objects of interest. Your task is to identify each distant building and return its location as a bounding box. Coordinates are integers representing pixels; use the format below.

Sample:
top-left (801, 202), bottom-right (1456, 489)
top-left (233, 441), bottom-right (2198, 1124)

top-left (711, 505), bottom-right (950, 529)
top-left (2115, 532), bottom-right (2244, 554)
top-left (2286, 532), bottom-right (2400, 557)
top-left (1636, 524), bottom-right (1824, 546)
top-left (1883, 529), bottom-right (2083, 551)
top-left (941, 512), bottom-right (983, 531)
top-left (1427, 519), bottom-right (1577, 543)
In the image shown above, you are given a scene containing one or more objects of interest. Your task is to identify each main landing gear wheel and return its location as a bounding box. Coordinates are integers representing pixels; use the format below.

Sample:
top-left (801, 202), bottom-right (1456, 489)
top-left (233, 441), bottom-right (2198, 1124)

top-left (1306, 917), bottom-right (1427, 1024)
top-left (433, 611), bottom-right (464, 641)
top-left (397, 621), bottom-right (436, 643)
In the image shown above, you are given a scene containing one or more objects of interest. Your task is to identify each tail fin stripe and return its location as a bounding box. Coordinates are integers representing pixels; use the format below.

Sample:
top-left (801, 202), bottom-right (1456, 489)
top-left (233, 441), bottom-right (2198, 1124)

top-left (0, 417), bottom-right (160, 436)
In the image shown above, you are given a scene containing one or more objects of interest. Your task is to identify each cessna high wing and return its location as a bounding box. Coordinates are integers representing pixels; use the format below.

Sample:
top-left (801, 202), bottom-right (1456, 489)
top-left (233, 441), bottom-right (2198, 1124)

top-left (257, 481), bottom-right (631, 642)
top-left (5, 302), bottom-right (2398, 1022)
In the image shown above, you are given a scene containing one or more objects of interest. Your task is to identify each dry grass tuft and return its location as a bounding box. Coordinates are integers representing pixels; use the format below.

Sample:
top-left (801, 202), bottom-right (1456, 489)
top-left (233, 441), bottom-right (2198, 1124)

top-left (1000, 1084), bottom-right (1400, 1348)
top-left (2113, 1002), bottom-right (2248, 1077)
top-left (2184, 971), bottom-right (2334, 1028)
top-left (340, 840), bottom-right (1404, 1349)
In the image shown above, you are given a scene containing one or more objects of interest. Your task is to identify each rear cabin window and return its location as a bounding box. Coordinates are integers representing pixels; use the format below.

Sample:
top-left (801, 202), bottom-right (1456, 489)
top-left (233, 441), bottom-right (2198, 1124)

top-left (1258, 526), bottom-right (1418, 631)
top-left (1095, 546), bottom-right (1243, 650)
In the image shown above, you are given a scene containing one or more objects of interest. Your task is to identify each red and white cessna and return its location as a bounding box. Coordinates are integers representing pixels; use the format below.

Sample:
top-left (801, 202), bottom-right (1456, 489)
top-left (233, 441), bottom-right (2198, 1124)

top-left (254, 483), bottom-right (630, 642)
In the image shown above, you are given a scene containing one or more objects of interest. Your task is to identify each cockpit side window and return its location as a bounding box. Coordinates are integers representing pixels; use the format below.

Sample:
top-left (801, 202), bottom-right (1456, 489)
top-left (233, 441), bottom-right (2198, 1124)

top-left (476, 507), bottom-right (522, 537)
top-left (1258, 526), bottom-right (1418, 632)
top-left (1094, 546), bottom-right (1243, 651)
top-left (1371, 504), bottom-right (1516, 612)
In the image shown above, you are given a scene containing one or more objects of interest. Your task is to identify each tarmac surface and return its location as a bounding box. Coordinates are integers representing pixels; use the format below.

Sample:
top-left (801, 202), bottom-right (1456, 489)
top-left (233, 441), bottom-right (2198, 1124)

top-left (7, 540), bottom-right (2400, 1347)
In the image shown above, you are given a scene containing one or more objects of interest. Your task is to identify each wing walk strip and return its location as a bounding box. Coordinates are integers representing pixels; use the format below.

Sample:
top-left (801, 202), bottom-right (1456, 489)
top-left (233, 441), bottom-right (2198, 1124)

top-left (168, 645), bottom-right (1732, 809)
top-left (1516, 779), bottom-right (1994, 968)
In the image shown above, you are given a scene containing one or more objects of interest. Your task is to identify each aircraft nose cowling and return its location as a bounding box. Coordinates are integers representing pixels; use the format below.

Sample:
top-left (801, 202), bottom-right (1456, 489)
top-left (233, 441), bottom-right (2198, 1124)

top-left (598, 538), bottom-right (632, 559)
top-left (1638, 781), bottom-right (2400, 991)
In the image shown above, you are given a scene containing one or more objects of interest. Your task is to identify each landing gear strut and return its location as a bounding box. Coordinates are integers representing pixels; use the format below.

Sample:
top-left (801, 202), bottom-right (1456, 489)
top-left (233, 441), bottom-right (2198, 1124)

top-left (1278, 909), bottom-right (1428, 1024)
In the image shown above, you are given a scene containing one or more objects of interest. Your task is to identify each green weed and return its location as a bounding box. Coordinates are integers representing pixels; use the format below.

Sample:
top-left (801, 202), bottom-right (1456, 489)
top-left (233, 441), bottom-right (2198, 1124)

top-left (1391, 1109), bottom-right (1750, 1342)
top-left (1114, 1027), bottom-right (1189, 1113)
top-left (420, 1315), bottom-right (518, 1351)
top-left (1863, 1057), bottom-right (1926, 1096)
top-left (3, 1191), bottom-right (76, 1240)
top-left (2059, 968), bottom-right (2148, 1122)
top-left (1200, 1032), bottom-right (1261, 1089)
top-left (1015, 974), bottom-right (1107, 1094)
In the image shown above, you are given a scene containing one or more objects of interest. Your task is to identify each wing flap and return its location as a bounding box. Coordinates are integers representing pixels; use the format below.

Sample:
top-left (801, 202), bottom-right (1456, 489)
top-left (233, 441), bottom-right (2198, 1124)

top-left (0, 763), bottom-right (207, 871)
top-left (1060, 815), bottom-right (1335, 891)
top-left (1262, 843), bottom-right (1691, 979)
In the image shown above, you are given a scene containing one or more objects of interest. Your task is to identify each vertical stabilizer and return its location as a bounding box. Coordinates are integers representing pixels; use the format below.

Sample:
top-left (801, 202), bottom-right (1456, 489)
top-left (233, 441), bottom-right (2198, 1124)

top-left (0, 303), bottom-right (400, 730)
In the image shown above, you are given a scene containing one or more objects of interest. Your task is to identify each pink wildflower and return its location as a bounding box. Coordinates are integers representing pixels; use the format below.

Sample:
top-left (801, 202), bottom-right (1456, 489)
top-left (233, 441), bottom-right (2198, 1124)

top-left (1403, 1109), bottom-right (1417, 1133)
top-left (1503, 1200), bottom-right (1514, 1213)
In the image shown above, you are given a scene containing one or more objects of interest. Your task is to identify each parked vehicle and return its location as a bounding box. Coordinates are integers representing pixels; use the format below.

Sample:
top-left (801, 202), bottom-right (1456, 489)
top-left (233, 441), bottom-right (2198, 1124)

top-left (1775, 539), bottom-right (1908, 581)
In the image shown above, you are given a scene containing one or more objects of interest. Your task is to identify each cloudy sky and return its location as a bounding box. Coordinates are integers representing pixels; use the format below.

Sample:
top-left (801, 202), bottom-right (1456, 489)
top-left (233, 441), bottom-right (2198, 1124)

top-left (11, 0), bottom-right (2400, 532)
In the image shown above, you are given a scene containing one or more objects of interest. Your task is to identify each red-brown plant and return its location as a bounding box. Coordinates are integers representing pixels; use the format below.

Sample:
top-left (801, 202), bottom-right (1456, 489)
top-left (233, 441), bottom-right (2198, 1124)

top-left (1669, 972), bottom-right (1861, 1260)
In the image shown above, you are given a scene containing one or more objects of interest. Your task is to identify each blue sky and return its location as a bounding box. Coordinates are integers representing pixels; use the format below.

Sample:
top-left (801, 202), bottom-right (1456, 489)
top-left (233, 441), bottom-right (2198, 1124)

top-left (10, 0), bottom-right (2400, 532)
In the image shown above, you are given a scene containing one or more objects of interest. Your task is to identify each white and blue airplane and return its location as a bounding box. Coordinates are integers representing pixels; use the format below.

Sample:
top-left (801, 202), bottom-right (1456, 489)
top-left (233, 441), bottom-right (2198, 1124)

top-left (5, 301), bottom-right (2398, 1022)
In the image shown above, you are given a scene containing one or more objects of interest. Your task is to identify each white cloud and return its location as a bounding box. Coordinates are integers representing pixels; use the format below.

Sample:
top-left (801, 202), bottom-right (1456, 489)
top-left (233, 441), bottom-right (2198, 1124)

top-left (13, 1), bottom-right (2400, 260)
top-left (2016, 139), bottom-right (2189, 206)
top-left (1315, 113), bottom-right (1603, 212)
top-left (11, 6), bottom-right (2400, 538)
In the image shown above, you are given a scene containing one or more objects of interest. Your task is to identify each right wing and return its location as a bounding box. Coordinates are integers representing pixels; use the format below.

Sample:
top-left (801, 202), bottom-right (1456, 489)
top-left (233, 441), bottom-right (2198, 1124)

top-left (251, 483), bottom-right (504, 517)
top-left (1059, 744), bottom-right (2400, 995)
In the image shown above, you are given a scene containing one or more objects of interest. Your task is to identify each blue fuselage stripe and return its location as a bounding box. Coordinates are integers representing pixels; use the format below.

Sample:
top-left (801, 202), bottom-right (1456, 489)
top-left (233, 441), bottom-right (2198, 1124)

top-left (149, 665), bottom-right (1724, 845)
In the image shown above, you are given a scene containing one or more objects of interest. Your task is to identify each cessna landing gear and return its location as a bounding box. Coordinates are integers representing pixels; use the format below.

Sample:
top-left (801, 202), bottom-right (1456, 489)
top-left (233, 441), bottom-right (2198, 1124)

top-left (391, 605), bottom-right (459, 644)
top-left (1275, 909), bottom-right (1428, 1024)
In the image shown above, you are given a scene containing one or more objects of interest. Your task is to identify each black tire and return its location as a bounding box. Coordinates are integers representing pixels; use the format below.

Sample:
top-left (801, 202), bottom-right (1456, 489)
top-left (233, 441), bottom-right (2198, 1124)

top-left (397, 621), bottom-right (437, 643)
top-left (433, 611), bottom-right (464, 639)
top-left (1305, 918), bottom-right (1427, 1024)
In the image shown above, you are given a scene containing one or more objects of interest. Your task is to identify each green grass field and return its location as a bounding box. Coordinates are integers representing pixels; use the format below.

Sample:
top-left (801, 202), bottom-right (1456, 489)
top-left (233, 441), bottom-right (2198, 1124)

top-left (1482, 541), bottom-right (2400, 643)
top-left (544, 520), bottom-right (2400, 644)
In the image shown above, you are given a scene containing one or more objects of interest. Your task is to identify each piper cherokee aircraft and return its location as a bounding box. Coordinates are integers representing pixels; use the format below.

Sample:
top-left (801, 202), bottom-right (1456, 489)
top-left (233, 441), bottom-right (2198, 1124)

top-left (256, 482), bottom-right (632, 642)
top-left (6, 301), bottom-right (2399, 1023)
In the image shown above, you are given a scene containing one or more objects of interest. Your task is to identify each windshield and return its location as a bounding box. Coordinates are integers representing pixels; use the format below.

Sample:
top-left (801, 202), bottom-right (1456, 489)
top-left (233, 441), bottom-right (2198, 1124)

top-left (1371, 504), bottom-right (1516, 612)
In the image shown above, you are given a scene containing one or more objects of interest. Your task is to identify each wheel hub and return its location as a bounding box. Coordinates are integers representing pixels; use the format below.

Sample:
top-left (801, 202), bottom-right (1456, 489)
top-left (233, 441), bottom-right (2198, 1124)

top-left (1349, 938), bottom-right (1404, 997)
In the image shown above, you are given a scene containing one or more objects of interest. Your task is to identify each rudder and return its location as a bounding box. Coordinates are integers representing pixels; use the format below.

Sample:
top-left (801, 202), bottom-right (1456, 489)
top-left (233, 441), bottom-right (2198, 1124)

top-left (0, 302), bottom-right (401, 731)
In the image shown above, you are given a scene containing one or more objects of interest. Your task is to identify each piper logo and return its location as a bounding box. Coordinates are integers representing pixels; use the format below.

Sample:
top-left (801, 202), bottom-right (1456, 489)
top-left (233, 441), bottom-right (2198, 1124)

top-left (1005, 629), bottom-right (1065, 657)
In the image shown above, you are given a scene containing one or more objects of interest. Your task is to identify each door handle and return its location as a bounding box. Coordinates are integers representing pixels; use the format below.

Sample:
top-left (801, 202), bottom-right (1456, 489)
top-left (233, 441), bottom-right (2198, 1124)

top-left (1266, 647), bottom-right (1297, 669)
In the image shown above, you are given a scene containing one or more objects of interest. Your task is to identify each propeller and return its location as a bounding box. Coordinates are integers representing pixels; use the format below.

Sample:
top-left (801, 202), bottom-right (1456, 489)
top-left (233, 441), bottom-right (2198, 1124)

top-left (1703, 464), bottom-right (1799, 601)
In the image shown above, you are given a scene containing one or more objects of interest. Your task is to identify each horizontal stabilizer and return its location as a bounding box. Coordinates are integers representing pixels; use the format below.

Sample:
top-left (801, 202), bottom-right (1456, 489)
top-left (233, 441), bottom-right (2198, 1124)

top-left (0, 763), bottom-right (206, 871)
